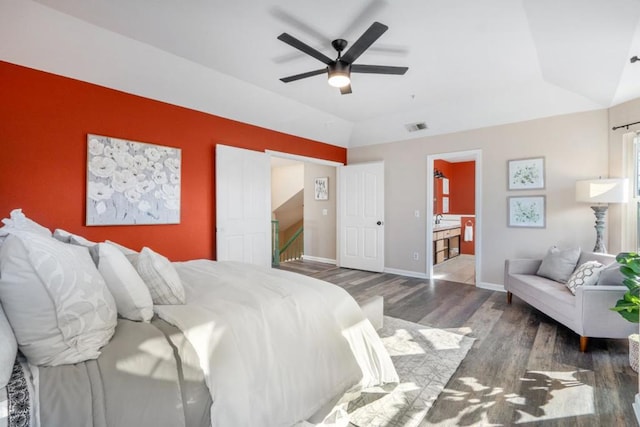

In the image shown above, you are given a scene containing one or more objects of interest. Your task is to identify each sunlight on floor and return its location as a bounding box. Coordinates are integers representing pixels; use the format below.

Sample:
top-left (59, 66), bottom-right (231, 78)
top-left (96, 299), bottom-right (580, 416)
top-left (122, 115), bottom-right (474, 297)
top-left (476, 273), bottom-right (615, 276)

top-left (437, 369), bottom-right (595, 425)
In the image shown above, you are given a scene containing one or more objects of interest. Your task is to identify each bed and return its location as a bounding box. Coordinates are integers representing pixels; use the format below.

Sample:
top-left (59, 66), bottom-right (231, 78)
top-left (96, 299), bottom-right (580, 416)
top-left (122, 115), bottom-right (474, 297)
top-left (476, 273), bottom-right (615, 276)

top-left (0, 210), bottom-right (398, 427)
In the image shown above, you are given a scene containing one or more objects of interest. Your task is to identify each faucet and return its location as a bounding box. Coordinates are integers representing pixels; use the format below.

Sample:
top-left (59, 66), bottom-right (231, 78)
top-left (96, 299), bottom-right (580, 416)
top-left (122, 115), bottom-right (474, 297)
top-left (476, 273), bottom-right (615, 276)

top-left (435, 214), bottom-right (443, 225)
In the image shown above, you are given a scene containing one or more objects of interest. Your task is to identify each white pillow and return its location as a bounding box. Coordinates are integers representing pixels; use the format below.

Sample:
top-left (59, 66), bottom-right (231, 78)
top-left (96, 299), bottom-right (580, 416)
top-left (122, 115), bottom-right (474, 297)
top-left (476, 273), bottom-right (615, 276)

top-left (0, 209), bottom-right (51, 242)
top-left (53, 229), bottom-right (96, 247)
top-left (0, 232), bottom-right (117, 366)
top-left (98, 243), bottom-right (154, 322)
top-left (135, 247), bottom-right (185, 305)
top-left (565, 261), bottom-right (606, 295)
top-left (106, 239), bottom-right (139, 264)
top-left (0, 303), bottom-right (17, 388)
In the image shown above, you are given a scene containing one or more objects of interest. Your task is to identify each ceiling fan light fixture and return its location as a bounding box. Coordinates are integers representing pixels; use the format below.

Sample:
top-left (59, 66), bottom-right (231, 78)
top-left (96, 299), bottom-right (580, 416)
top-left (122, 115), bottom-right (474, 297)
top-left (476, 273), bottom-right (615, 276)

top-left (327, 62), bottom-right (351, 88)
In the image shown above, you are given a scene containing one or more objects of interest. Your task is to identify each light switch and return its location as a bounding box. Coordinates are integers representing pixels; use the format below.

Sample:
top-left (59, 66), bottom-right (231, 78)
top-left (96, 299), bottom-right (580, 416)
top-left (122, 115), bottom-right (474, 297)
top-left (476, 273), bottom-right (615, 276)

top-left (414, 210), bottom-right (420, 218)
top-left (322, 209), bottom-right (328, 216)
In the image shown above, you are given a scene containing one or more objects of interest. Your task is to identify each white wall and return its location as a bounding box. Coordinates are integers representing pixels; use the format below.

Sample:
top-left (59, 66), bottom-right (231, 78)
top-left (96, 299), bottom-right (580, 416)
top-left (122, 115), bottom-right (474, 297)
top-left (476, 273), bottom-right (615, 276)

top-left (348, 109), bottom-right (610, 287)
top-left (304, 164), bottom-right (337, 262)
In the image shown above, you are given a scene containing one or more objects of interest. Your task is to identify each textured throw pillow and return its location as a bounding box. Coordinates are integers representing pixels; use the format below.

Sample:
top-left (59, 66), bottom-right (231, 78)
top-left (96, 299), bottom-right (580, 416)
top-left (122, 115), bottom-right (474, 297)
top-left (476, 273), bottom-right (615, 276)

top-left (565, 261), bottom-right (606, 294)
top-left (0, 303), bottom-right (17, 388)
top-left (0, 232), bottom-right (117, 366)
top-left (98, 243), bottom-right (154, 322)
top-left (135, 247), bottom-right (185, 305)
top-left (536, 246), bottom-right (581, 283)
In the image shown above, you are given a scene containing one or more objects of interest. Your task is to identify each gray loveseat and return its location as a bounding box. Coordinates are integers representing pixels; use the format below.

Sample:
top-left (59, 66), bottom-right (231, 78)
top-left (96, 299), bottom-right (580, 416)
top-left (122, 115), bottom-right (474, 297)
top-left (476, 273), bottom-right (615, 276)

top-left (505, 251), bottom-right (637, 352)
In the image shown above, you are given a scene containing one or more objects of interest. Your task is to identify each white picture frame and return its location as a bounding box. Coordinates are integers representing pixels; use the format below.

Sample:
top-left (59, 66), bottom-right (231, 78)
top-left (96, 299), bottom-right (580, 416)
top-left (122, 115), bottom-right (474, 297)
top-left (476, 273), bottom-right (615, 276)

top-left (508, 157), bottom-right (545, 190)
top-left (314, 177), bottom-right (329, 200)
top-left (86, 134), bottom-right (181, 225)
top-left (508, 196), bottom-right (545, 228)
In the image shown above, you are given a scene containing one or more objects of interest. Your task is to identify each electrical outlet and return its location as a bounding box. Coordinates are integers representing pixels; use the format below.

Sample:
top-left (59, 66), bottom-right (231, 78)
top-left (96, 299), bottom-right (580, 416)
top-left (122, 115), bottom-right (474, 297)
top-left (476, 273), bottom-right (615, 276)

top-left (413, 252), bottom-right (419, 261)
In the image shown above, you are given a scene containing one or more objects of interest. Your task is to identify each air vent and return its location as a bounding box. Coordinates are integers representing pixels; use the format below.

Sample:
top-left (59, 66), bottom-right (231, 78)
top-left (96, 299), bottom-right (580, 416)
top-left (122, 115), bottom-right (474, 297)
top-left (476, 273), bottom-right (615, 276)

top-left (405, 122), bottom-right (428, 132)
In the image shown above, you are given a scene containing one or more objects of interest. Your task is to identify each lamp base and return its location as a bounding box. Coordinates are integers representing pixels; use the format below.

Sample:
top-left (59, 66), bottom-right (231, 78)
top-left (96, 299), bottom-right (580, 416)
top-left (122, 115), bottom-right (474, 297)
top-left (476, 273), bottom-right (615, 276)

top-left (591, 205), bottom-right (608, 253)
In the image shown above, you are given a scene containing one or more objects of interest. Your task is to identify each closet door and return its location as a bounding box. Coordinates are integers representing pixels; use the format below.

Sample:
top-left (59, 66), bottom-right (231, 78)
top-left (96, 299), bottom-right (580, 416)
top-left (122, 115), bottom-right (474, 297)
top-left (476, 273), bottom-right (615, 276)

top-left (216, 144), bottom-right (271, 267)
top-left (337, 161), bottom-right (385, 272)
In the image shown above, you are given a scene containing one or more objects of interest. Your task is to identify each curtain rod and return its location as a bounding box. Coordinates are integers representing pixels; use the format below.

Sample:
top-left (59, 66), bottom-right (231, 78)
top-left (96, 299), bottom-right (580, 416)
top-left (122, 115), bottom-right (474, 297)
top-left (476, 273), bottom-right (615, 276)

top-left (612, 120), bottom-right (640, 131)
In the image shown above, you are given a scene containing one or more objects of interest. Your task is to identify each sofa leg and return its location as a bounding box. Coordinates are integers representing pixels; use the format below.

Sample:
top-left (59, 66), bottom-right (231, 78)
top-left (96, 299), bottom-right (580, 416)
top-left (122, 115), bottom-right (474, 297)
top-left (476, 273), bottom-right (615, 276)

top-left (507, 291), bottom-right (512, 304)
top-left (580, 336), bottom-right (588, 352)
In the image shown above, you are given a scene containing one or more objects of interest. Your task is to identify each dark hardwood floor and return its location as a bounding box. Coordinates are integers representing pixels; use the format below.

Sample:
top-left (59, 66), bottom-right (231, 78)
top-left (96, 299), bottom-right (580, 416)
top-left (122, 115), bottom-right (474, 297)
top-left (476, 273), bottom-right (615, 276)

top-left (278, 260), bottom-right (639, 427)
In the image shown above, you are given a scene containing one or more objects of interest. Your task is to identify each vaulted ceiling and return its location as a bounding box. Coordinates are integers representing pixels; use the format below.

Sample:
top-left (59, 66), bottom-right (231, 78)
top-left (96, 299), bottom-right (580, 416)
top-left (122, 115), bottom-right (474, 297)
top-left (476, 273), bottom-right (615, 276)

top-left (6, 0), bottom-right (640, 147)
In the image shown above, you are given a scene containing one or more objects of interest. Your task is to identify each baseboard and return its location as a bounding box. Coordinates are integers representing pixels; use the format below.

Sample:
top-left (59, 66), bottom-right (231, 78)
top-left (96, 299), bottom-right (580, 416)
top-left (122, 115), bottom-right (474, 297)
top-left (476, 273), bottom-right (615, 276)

top-left (634, 393), bottom-right (640, 425)
top-left (383, 267), bottom-right (428, 279)
top-left (301, 255), bottom-right (336, 265)
top-left (477, 281), bottom-right (506, 292)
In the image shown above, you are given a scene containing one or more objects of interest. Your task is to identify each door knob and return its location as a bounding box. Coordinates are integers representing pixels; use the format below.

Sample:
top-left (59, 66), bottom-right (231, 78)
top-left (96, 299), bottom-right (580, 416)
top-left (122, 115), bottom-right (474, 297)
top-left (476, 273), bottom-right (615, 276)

top-left (377, 221), bottom-right (384, 226)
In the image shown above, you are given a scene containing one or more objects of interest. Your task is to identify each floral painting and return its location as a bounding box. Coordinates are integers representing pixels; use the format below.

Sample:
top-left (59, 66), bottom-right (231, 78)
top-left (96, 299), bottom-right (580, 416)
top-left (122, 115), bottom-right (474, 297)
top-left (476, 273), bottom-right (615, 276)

top-left (86, 134), bottom-right (181, 225)
top-left (508, 157), bottom-right (545, 190)
top-left (508, 196), bottom-right (545, 228)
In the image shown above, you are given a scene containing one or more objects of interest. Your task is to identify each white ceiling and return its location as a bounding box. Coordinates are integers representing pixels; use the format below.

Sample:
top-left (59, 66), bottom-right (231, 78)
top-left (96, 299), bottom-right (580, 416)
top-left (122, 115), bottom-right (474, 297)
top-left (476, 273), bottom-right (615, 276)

top-left (10, 0), bottom-right (640, 147)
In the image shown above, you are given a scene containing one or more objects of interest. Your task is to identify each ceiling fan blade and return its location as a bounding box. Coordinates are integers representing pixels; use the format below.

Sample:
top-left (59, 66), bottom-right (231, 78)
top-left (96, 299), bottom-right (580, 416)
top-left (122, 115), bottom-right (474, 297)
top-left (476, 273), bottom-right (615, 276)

top-left (340, 22), bottom-right (388, 64)
top-left (340, 84), bottom-right (352, 95)
top-left (351, 64), bottom-right (408, 75)
top-left (277, 33), bottom-right (333, 65)
top-left (280, 68), bottom-right (327, 83)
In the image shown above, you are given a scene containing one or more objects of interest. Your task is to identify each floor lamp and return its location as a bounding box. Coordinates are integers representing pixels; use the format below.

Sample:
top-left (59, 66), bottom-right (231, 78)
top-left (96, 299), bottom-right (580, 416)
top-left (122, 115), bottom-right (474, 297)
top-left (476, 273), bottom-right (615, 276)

top-left (575, 178), bottom-right (629, 253)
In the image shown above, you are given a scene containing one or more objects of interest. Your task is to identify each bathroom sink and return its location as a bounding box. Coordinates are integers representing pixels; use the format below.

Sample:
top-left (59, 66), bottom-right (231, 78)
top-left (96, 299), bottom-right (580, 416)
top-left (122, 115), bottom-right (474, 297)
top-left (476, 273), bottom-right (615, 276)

top-left (433, 220), bottom-right (460, 231)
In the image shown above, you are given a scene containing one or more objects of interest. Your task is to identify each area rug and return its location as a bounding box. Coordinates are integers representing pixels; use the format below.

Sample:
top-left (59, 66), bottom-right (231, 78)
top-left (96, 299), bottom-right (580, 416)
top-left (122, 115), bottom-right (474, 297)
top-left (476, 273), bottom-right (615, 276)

top-left (318, 316), bottom-right (475, 427)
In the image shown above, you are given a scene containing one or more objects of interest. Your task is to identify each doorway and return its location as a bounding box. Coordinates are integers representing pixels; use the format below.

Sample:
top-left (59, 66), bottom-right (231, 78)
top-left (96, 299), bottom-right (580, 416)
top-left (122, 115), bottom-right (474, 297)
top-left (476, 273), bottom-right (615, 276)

top-left (426, 150), bottom-right (482, 285)
top-left (267, 150), bottom-right (342, 267)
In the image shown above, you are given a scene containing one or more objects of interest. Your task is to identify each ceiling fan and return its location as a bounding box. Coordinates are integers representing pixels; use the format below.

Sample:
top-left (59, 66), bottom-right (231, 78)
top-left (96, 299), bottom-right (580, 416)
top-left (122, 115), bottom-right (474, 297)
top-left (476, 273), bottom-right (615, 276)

top-left (277, 22), bottom-right (408, 95)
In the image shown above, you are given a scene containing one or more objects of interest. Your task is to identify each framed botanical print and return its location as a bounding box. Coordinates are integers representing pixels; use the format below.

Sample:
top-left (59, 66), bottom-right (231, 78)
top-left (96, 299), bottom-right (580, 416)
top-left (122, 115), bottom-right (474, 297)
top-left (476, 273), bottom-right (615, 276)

top-left (508, 196), bottom-right (545, 228)
top-left (508, 157), bottom-right (545, 190)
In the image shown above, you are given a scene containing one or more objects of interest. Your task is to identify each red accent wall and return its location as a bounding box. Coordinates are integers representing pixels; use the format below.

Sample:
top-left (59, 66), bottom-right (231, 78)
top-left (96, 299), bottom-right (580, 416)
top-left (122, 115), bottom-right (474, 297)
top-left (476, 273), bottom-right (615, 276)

top-left (0, 61), bottom-right (346, 261)
top-left (433, 160), bottom-right (453, 214)
top-left (449, 161), bottom-right (475, 214)
top-left (460, 216), bottom-right (476, 255)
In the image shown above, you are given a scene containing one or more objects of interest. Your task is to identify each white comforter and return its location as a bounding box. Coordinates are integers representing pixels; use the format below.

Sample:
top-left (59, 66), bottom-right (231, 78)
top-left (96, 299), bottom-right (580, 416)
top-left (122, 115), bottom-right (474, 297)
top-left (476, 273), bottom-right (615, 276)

top-left (154, 260), bottom-right (398, 427)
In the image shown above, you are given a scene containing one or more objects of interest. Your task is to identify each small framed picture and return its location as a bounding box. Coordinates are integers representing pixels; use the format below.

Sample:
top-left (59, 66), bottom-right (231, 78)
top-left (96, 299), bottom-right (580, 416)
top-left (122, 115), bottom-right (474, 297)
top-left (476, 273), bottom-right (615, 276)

top-left (314, 177), bottom-right (329, 200)
top-left (508, 157), bottom-right (545, 190)
top-left (508, 196), bottom-right (545, 228)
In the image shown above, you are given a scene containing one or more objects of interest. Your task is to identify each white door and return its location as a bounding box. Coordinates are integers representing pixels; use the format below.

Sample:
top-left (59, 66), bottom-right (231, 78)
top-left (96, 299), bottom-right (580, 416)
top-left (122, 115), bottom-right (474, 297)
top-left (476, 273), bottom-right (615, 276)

top-left (338, 162), bottom-right (385, 272)
top-left (216, 144), bottom-right (271, 267)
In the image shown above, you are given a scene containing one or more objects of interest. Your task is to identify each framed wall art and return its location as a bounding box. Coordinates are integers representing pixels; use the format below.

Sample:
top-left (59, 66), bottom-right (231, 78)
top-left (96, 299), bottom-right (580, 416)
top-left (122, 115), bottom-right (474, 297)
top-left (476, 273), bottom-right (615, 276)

top-left (314, 177), bottom-right (329, 200)
top-left (86, 134), bottom-right (181, 225)
top-left (508, 157), bottom-right (545, 190)
top-left (508, 196), bottom-right (545, 228)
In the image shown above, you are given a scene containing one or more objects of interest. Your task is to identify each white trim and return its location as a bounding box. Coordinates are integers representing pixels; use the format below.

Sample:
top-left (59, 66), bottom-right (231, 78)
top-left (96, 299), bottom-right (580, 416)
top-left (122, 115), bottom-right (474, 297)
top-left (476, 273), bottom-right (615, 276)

top-left (621, 133), bottom-right (638, 252)
top-left (426, 149), bottom-right (482, 285)
top-left (301, 255), bottom-right (336, 265)
top-left (633, 393), bottom-right (640, 425)
top-left (265, 150), bottom-right (344, 167)
top-left (384, 267), bottom-right (428, 279)
top-left (477, 281), bottom-right (505, 292)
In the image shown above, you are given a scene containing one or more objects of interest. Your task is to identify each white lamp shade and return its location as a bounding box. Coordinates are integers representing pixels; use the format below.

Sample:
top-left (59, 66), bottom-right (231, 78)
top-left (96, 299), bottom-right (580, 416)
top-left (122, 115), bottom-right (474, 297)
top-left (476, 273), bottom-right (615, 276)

top-left (575, 178), bottom-right (629, 203)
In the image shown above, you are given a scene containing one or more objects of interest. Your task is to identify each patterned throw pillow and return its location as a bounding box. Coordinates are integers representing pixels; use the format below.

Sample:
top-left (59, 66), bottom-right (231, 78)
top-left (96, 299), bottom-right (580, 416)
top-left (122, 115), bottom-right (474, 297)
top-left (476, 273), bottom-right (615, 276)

top-left (565, 261), bottom-right (606, 295)
top-left (0, 232), bottom-right (117, 366)
top-left (135, 247), bottom-right (186, 305)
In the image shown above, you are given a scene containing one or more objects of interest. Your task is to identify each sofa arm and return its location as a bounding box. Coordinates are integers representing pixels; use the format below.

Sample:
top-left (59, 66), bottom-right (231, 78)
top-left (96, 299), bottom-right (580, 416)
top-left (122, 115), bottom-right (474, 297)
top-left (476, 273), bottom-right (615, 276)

top-left (505, 259), bottom-right (542, 276)
top-left (576, 285), bottom-right (638, 338)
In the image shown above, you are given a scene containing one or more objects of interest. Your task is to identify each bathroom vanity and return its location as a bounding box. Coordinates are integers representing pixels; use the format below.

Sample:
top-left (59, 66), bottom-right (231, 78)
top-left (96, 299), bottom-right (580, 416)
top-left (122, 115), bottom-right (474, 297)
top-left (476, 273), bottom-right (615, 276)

top-left (433, 223), bottom-right (461, 265)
